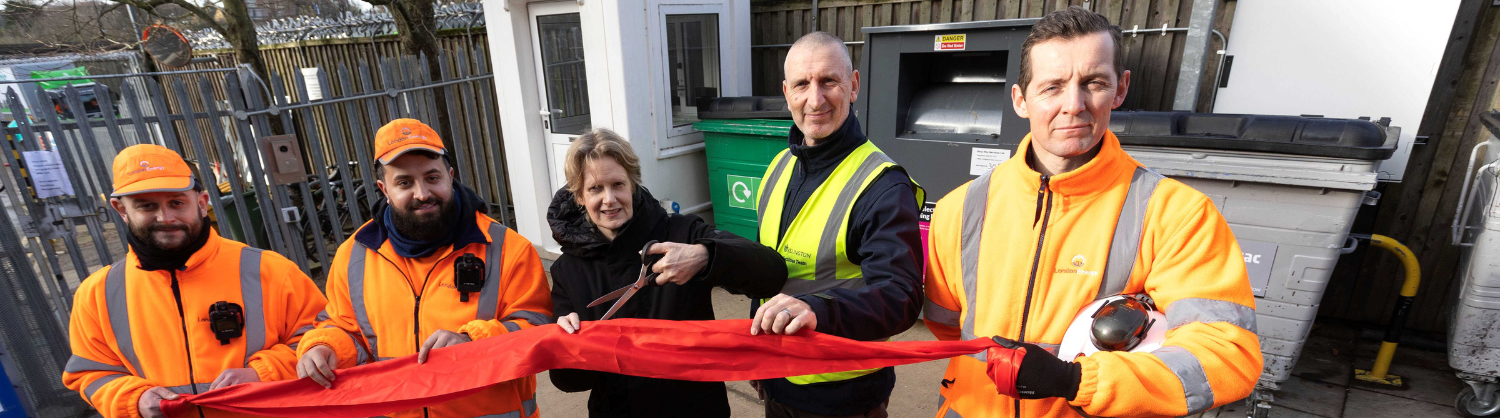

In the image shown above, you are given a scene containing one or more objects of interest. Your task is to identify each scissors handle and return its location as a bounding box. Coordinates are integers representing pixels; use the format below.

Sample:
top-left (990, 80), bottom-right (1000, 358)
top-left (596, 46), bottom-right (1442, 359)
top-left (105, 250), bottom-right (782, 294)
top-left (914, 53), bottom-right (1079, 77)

top-left (640, 240), bottom-right (665, 283)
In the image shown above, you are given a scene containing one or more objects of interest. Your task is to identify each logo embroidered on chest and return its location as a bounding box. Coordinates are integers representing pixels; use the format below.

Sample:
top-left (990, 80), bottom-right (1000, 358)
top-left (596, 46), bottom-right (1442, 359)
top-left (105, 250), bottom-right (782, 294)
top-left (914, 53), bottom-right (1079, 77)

top-left (1056, 254), bottom-right (1100, 277)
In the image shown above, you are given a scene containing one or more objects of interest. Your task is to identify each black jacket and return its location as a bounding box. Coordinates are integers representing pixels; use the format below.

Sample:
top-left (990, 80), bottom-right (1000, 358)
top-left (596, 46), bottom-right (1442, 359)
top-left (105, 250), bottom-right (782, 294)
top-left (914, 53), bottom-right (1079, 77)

top-left (759, 114), bottom-right (926, 415)
top-left (546, 185), bottom-right (788, 418)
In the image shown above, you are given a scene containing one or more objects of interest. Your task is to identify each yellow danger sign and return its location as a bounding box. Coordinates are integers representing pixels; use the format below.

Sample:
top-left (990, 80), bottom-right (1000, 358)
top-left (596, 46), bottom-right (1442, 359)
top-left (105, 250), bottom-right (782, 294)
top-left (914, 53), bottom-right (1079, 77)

top-left (935, 34), bottom-right (966, 50)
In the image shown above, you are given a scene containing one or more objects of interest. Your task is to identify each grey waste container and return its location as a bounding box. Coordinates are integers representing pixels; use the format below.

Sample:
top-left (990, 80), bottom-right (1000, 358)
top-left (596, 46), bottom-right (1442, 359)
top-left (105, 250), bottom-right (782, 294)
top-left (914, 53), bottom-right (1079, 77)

top-left (1448, 109), bottom-right (1500, 418)
top-left (1112, 111), bottom-right (1396, 394)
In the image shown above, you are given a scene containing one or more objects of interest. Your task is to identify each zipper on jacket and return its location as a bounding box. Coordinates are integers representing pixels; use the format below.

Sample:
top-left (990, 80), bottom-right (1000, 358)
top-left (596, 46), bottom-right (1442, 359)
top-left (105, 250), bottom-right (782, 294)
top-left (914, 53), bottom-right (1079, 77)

top-left (374, 247), bottom-right (469, 418)
top-left (1015, 175), bottom-right (1053, 418)
top-left (169, 270), bottom-right (208, 418)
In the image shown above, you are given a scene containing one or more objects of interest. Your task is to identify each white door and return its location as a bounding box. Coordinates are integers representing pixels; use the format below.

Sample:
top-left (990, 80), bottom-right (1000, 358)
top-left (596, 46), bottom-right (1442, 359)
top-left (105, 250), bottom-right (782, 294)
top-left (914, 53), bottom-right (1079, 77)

top-left (529, 1), bottom-right (592, 194)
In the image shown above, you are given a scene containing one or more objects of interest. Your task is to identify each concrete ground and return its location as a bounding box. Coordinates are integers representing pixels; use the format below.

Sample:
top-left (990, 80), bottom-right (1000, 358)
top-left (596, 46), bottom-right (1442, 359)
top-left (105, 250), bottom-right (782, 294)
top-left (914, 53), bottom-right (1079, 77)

top-left (534, 287), bottom-right (1469, 418)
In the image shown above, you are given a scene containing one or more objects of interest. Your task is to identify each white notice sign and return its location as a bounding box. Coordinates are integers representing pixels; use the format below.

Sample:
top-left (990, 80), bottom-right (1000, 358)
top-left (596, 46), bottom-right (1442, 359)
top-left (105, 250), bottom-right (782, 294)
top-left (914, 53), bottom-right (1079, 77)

top-left (969, 147), bottom-right (1011, 176)
top-left (22, 150), bottom-right (75, 198)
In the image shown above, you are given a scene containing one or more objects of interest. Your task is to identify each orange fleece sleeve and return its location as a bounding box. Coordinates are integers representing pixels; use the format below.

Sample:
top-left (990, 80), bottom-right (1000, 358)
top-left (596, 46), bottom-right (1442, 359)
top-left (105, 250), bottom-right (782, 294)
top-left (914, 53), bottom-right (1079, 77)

top-left (922, 188), bottom-right (964, 342)
top-left (61, 268), bottom-right (154, 418)
top-left (294, 241), bottom-right (370, 369)
top-left (1071, 190), bottom-right (1262, 417)
top-left (459, 230), bottom-right (554, 340)
top-left (247, 253), bottom-right (330, 381)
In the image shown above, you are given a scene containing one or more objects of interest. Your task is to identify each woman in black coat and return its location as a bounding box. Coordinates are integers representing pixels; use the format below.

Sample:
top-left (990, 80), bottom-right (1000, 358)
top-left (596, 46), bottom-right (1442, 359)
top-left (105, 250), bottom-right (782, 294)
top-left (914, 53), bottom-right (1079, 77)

top-left (546, 128), bottom-right (788, 418)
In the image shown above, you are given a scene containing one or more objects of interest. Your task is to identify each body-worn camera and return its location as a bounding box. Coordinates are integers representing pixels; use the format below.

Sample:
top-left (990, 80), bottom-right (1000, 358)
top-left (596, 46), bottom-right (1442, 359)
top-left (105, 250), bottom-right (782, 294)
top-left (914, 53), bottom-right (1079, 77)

top-left (209, 301), bottom-right (245, 345)
top-left (455, 253), bottom-right (485, 302)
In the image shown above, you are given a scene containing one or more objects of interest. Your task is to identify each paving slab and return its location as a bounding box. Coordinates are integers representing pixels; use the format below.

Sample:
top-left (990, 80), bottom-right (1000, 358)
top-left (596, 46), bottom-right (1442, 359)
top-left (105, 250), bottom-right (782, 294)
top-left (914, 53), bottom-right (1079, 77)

top-left (1273, 376), bottom-right (1347, 417)
top-left (1343, 387), bottom-right (1461, 418)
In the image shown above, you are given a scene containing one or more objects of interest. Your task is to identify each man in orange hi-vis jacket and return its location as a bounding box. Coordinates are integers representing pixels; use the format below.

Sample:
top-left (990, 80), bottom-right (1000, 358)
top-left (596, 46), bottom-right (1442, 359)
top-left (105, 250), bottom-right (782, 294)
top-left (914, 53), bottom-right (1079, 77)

top-left (62, 144), bottom-right (327, 418)
top-left (922, 7), bottom-right (1261, 418)
top-left (294, 119), bottom-right (552, 418)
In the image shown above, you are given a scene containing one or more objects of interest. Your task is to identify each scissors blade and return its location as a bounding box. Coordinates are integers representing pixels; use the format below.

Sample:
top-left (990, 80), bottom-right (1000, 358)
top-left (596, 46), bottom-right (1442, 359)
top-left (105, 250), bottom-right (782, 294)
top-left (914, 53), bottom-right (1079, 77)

top-left (587, 285), bottom-right (632, 308)
top-left (598, 286), bottom-right (640, 321)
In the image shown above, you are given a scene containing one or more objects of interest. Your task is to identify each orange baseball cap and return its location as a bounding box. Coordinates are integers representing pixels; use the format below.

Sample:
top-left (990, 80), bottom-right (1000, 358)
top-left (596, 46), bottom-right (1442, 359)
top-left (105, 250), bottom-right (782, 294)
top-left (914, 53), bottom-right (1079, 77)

top-left (111, 144), bottom-right (196, 197)
top-left (374, 118), bottom-right (445, 164)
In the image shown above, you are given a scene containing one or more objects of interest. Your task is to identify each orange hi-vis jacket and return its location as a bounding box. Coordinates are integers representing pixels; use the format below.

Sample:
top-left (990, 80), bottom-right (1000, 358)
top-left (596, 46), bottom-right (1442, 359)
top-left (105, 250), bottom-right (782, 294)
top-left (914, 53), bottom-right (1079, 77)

top-left (62, 231), bottom-right (327, 418)
top-left (923, 132), bottom-right (1262, 417)
top-left (298, 212), bottom-right (552, 418)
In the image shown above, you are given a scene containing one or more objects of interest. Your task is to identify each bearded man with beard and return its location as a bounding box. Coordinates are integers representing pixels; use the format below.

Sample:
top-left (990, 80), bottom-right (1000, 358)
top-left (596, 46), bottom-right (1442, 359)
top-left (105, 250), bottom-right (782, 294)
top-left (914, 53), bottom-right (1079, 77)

top-left (295, 119), bottom-right (552, 418)
top-left (62, 144), bottom-right (327, 418)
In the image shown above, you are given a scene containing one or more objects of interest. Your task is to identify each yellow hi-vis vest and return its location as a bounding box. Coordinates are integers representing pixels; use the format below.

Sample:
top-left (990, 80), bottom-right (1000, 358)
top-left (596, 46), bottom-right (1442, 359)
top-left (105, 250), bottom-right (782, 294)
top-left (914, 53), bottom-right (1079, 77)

top-left (755, 140), bottom-right (925, 385)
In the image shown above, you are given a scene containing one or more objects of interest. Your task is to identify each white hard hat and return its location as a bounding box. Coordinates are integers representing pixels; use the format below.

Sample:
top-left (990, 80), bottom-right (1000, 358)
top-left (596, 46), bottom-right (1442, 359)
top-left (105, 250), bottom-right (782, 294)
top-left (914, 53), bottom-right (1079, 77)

top-left (1056, 294), bottom-right (1167, 362)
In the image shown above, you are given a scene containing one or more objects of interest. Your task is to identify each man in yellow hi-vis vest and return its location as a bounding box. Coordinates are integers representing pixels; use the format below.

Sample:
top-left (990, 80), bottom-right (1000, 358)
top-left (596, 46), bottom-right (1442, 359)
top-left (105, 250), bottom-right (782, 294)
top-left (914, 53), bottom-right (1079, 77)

top-left (748, 31), bottom-right (927, 418)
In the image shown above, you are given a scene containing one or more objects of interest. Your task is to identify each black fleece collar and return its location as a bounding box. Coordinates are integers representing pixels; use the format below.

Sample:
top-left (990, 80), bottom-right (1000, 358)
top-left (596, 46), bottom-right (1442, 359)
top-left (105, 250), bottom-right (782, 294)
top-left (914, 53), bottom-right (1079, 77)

top-left (787, 113), bottom-right (866, 173)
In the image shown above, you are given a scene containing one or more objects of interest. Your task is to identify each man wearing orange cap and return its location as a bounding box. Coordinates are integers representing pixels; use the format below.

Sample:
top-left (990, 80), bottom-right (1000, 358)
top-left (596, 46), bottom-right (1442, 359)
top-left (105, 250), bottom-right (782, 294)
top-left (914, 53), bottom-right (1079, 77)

top-left (61, 144), bottom-right (328, 418)
top-left (294, 118), bottom-right (552, 417)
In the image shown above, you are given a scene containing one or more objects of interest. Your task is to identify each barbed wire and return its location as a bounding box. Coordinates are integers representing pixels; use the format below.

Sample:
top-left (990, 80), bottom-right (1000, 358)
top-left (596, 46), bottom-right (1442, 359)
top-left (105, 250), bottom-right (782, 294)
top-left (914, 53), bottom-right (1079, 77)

top-left (184, 1), bottom-right (483, 50)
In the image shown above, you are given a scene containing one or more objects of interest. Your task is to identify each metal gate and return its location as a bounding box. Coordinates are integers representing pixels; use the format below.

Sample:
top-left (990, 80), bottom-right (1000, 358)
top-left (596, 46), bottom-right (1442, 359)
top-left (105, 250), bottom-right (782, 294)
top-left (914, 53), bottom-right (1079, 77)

top-left (0, 51), bottom-right (509, 416)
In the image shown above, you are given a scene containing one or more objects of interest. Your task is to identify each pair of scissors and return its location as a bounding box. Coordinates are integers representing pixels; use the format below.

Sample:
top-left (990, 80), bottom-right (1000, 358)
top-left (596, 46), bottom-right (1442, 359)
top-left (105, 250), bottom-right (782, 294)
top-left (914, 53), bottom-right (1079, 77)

top-left (587, 240), bottom-right (665, 320)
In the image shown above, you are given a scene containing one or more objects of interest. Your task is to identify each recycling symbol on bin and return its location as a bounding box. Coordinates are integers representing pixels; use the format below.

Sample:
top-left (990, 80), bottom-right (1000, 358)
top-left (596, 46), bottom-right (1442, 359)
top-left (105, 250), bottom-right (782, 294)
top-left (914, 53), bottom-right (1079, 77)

top-left (727, 175), bottom-right (760, 210)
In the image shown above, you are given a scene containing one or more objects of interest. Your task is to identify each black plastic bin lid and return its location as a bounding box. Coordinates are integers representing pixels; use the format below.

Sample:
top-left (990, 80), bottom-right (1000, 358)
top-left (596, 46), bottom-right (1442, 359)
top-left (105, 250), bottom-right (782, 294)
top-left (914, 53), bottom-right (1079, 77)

top-left (1109, 111), bottom-right (1395, 160)
top-left (697, 96), bottom-right (792, 120)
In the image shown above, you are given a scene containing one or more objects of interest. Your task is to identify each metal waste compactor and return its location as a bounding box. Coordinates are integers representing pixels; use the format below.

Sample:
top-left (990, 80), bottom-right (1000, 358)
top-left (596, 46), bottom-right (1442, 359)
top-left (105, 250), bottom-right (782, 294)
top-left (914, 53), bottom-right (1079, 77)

top-left (1450, 109), bottom-right (1500, 418)
top-left (856, 19), bottom-right (1397, 411)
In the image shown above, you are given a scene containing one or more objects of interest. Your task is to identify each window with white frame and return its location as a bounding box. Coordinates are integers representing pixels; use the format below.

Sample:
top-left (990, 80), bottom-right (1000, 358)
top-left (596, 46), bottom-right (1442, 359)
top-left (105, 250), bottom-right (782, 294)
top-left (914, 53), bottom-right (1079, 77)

top-left (665, 14), bottom-right (721, 128)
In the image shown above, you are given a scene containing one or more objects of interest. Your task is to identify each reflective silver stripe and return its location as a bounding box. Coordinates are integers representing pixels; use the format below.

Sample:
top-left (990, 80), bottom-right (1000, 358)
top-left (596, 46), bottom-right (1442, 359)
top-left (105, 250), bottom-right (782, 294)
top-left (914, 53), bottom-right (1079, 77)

top-left (288, 342), bottom-right (299, 351)
top-left (943, 407), bottom-right (964, 418)
top-left (316, 310), bottom-right (331, 321)
top-left (814, 151), bottom-right (896, 282)
top-left (477, 222), bottom-right (507, 321)
top-left (240, 247), bottom-right (265, 366)
top-left (470, 414), bottom-right (518, 418)
top-left (503, 310), bottom-right (552, 326)
top-left (757, 151), bottom-right (793, 230)
top-left (923, 301), bottom-right (960, 328)
top-left (65, 356), bottom-right (130, 374)
top-left (164, 383), bottom-right (213, 394)
top-left (82, 373), bottom-right (126, 399)
top-left (781, 276), bottom-right (866, 296)
top-left (524, 397), bottom-right (537, 417)
top-left (1097, 167), bottom-right (1164, 300)
top-left (503, 321), bottom-right (522, 333)
top-left (291, 325), bottom-right (316, 338)
top-left (957, 170), bottom-right (993, 345)
top-left (936, 394), bottom-right (945, 406)
top-left (348, 243), bottom-right (380, 361)
top-left (104, 260), bottom-right (145, 379)
top-left (1166, 297), bottom-right (1257, 333)
top-left (1152, 345), bottom-right (1215, 414)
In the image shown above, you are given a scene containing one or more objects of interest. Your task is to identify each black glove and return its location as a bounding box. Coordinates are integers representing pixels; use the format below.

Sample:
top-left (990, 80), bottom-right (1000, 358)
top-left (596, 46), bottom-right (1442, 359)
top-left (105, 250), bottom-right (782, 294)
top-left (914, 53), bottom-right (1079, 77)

top-left (991, 336), bottom-right (1082, 400)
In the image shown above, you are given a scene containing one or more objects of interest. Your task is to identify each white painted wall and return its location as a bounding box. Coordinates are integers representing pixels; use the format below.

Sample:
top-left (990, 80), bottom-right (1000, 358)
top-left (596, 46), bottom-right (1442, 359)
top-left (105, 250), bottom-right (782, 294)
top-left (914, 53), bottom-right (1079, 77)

top-left (1211, 0), bottom-right (1460, 182)
top-left (485, 0), bottom-right (752, 258)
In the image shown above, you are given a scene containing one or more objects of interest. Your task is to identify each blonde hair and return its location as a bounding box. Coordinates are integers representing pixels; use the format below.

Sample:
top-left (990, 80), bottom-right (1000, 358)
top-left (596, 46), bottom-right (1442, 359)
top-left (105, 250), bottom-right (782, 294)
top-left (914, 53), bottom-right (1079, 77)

top-left (564, 128), bottom-right (643, 199)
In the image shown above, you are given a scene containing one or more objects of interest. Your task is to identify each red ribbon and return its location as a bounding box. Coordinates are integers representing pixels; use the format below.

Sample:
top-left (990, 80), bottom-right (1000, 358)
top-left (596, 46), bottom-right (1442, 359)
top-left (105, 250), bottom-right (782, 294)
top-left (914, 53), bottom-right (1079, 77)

top-left (162, 319), bottom-right (1001, 418)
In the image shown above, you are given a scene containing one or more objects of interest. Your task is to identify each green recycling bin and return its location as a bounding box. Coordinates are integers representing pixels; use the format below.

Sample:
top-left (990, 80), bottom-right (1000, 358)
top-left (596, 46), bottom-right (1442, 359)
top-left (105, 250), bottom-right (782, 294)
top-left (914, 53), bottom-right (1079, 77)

top-left (695, 118), bottom-right (793, 240)
top-left (219, 189), bottom-right (268, 247)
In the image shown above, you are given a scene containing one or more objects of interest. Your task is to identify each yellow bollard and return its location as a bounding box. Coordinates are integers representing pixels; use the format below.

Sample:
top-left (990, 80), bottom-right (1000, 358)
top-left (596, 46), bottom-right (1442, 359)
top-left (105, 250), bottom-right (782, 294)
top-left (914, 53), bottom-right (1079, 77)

top-left (1353, 234), bottom-right (1420, 387)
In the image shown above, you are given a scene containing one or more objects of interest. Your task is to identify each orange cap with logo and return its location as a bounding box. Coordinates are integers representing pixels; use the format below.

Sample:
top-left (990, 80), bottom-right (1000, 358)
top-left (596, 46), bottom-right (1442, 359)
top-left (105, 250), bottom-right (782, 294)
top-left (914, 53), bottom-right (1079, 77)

top-left (373, 118), bottom-right (446, 164)
top-left (111, 144), bottom-right (196, 197)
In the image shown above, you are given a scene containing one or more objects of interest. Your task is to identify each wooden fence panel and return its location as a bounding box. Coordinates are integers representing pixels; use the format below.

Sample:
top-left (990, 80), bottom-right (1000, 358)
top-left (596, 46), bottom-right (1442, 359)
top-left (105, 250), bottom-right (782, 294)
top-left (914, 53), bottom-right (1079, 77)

top-left (1318, 4), bottom-right (1500, 334)
top-left (749, 0), bottom-right (1237, 114)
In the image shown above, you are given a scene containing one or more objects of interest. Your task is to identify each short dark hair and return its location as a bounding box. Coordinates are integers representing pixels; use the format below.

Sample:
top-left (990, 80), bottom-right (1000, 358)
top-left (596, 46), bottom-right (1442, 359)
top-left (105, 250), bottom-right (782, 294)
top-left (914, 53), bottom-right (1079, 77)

top-left (375, 149), bottom-right (450, 181)
top-left (1017, 6), bottom-right (1125, 96)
